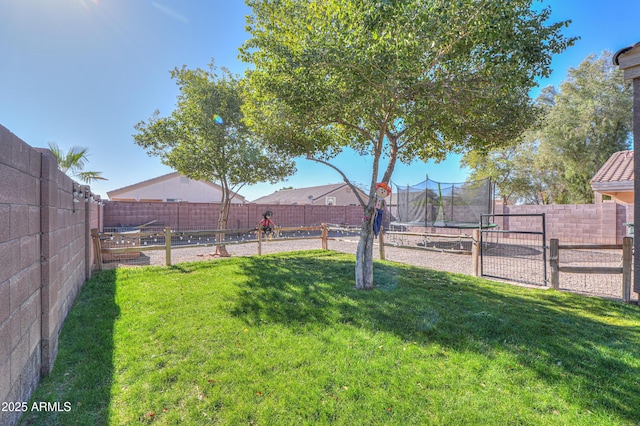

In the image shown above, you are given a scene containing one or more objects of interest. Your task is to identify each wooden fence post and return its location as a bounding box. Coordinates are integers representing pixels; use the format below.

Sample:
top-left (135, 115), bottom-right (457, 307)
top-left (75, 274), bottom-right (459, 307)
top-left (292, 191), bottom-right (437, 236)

top-left (622, 236), bottom-right (632, 302)
top-left (471, 229), bottom-right (480, 277)
top-left (379, 227), bottom-right (385, 260)
top-left (549, 239), bottom-right (559, 289)
top-left (257, 228), bottom-right (262, 255)
top-left (321, 223), bottom-right (328, 250)
top-left (91, 228), bottom-right (103, 271)
top-left (164, 227), bottom-right (172, 266)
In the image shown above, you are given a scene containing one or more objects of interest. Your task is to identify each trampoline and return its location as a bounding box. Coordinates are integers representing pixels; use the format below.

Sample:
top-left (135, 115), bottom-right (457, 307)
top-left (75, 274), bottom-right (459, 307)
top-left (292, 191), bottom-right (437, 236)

top-left (391, 177), bottom-right (496, 231)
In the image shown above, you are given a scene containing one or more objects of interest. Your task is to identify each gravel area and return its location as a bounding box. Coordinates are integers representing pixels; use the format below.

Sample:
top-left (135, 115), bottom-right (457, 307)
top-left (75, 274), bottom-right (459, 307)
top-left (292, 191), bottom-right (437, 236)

top-left (99, 236), bottom-right (638, 302)
top-left (119, 237), bottom-right (472, 275)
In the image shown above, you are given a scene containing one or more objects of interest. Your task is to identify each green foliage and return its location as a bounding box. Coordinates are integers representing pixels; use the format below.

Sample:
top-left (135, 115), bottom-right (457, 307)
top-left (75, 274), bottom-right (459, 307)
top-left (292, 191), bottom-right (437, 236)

top-left (462, 140), bottom-right (539, 204)
top-left (462, 131), bottom-right (567, 205)
top-left (463, 51), bottom-right (632, 205)
top-left (48, 142), bottom-right (107, 183)
top-left (539, 51), bottom-right (632, 204)
top-left (133, 60), bottom-right (295, 206)
top-left (242, 0), bottom-right (574, 180)
top-left (241, 0), bottom-right (575, 286)
top-left (21, 252), bottom-right (640, 425)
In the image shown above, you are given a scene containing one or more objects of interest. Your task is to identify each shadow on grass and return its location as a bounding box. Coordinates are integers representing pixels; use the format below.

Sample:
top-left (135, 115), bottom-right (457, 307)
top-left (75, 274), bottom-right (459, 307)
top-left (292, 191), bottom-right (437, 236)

top-left (231, 250), bottom-right (640, 423)
top-left (19, 251), bottom-right (640, 424)
top-left (20, 270), bottom-right (119, 426)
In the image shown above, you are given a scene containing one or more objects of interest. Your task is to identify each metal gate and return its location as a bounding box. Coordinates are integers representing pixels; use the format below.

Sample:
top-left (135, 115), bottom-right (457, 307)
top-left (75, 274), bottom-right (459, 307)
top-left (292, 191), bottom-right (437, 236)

top-left (480, 213), bottom-right (547, 286)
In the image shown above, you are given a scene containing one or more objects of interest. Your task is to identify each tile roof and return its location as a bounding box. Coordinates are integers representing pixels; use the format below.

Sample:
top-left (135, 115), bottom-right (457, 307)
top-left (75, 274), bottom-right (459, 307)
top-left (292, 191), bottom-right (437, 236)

top-left (590, 150), bottom-right (634, 185)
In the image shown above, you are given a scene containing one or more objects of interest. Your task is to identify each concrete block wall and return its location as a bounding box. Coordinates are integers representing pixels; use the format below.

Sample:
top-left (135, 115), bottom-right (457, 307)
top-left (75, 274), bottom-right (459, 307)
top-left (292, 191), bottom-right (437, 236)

top-left (0, 125), bottom-right (93, 426)
top-left (617, 203), bottom-right (633, 241)
top-left (103, 201), bottom-right (367, 230)
top-left (0, 128), bottom-right (42, 426)
top-left (38, 152), bottom-right (89, 378)
top-left (498, 202), bottom-right (629, 244)
top-left (103, 200), bottom-right (632, 245)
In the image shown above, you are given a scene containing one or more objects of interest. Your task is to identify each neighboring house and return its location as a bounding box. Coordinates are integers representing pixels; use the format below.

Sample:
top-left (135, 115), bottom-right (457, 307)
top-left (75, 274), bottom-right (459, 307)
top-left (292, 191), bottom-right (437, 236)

top-left (590, 150), bottom-right (634, 204)
top-left (107, 172), bottom-right (246, 203)
top-left (252, 183), bottom-right (366, 206)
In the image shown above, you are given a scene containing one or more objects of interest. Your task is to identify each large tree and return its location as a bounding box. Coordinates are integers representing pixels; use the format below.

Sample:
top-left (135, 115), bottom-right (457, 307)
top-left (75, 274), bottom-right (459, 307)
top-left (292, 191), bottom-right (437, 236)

top-left (538, 51), bottom-right (633, 203)
top-left (133, 62), bottom-right (295, 256)
top-left (462, 134), bottom-right (569, 205)
top-left (241, 0), bottom-right (574, 288)
top-left (461, 86), bottom-right (569, 205)
top-left (469, 52), bottom-right (634, 205)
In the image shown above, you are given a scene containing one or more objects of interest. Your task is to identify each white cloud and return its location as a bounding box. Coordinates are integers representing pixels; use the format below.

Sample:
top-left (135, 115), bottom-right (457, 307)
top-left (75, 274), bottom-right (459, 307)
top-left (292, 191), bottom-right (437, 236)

top-left (151, 2), bottom-right (189, 24)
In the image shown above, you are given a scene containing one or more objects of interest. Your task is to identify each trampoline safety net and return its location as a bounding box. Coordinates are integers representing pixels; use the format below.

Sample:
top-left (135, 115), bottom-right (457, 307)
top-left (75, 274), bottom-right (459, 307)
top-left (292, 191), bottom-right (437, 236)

top-left (393, 178), bottom-right (493, 228)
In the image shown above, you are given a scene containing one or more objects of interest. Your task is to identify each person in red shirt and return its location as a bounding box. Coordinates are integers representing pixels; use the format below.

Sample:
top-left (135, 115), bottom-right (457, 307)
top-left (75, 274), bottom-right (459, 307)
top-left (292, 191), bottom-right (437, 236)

top-left (259, 210), bottom-right (276, 239)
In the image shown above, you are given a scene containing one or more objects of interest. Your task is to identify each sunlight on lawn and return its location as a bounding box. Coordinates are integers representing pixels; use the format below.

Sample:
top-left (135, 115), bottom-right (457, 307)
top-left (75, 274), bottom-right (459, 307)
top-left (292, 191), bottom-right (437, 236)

top-left (20, 251), bottom-right (640, 426)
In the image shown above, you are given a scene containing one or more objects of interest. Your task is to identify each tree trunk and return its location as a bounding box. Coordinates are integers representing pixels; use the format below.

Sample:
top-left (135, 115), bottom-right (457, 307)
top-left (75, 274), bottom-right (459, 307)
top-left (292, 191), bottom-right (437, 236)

top-left (355, 214), bottom-right (375, 289)
top-left (215, 188), bottom-right (231, 257)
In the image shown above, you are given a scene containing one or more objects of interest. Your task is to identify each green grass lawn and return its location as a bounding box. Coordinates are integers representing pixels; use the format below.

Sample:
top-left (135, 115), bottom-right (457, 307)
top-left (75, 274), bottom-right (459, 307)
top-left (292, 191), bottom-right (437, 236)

top-left (20, 250), bottom-right (640, 425)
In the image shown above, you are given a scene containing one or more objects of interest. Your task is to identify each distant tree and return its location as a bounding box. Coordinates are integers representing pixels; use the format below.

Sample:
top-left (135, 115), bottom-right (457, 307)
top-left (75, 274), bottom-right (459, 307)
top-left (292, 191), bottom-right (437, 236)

top-left (461, 88), bottom-right (564, 205)
top-left (463, 52), bottom-right (632, 207)
top-left (48, 142), bottom-right (106, 183)
top-left (241, 0), bottom-right (574, 288)
top-left (133, 61), bottom-right (295, 256)
top-left (461, 140), bottom-right (539, 205)
top-left (539, 51), bottom-right (633, 203)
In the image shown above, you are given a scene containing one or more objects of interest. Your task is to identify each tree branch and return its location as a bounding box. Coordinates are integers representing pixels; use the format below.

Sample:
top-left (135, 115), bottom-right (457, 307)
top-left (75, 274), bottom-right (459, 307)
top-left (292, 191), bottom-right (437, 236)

top-left (228, 181), bottom-right (247, 202)
top-left (381, 136), bottom-right (398, 184)
top-left (305, 155), bottom-right (367, 207)
top-left (336, 118), bottom-right (375, 141)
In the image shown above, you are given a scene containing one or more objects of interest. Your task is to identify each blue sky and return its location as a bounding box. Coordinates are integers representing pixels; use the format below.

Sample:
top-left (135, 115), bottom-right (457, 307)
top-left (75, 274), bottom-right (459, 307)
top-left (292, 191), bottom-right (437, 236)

top-left (1, 0), bottom-right (639, 201)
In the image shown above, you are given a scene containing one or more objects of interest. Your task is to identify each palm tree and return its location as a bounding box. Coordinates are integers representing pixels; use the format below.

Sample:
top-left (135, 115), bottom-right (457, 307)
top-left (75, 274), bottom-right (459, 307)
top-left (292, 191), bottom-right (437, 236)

top-left (48, 142), bottom-right (107, 183)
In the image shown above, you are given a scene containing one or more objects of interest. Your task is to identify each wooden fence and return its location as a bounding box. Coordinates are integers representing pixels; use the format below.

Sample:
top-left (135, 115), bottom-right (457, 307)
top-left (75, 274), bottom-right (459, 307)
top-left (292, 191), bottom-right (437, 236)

top-left (549, 237), bottom-right (633, 302)
top-left (92, 225), bottom-right (475, 269)
top-left (92, 225), bottom-right (335, 269)
top-left (91, 227), bottom-right (636, 303)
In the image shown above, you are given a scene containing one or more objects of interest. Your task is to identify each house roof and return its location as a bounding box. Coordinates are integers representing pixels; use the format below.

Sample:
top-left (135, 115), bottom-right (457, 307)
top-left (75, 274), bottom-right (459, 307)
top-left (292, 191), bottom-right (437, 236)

top-left (251, 183), bottom-right (366, 205)
top-left (107, 171), bottom-right (246, 201)
top-left (590, 150), bottom-right (634, 192)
